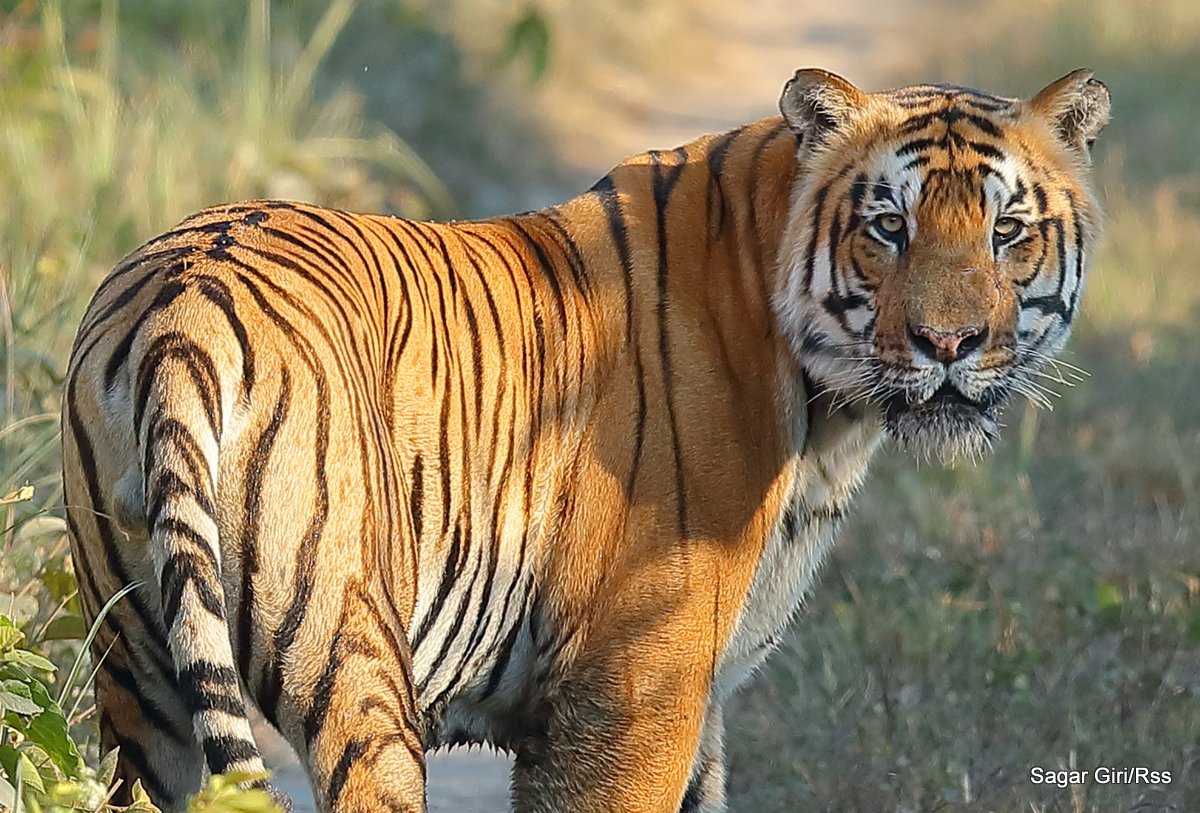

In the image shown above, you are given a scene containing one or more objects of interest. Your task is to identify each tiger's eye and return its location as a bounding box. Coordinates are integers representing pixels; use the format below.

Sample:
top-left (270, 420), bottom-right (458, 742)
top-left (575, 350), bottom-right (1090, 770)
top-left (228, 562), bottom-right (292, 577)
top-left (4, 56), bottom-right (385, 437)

top-left (876, 214), bottom-right (905, 234)
top-left (994, 216), bottom-right (1023, 239)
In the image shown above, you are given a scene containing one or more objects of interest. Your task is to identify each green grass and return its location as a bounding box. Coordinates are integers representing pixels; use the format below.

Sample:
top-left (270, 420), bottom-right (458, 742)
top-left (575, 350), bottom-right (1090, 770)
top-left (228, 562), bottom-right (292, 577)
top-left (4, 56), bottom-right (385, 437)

top-left (726, 1), bottom-right (1200, 809)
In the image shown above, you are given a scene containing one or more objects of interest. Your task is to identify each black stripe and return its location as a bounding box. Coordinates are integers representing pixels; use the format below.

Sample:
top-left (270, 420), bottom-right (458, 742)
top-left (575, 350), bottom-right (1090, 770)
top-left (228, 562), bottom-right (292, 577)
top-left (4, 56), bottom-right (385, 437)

top-left (703, 126), bottom-right (743, 239)
top-left (134, 332), bottom-right (222, 438)
top-left (459, 238), bottom-right (513, 487)
top-left (591, 175), bottom-right (647, 500)
top-left (409, 521), bottom-right (465, 652)
top-left (1032, 183), bottom-right (1048, 215)
top-left (848, 172), bottom-right (869, 212)
top-left (75, 246), bottom-right (194, 346)
top-left (801, 184), bottom-right (830, 292)
top-left (327, 739), bottom-right (369, 807)
top-left (227, 273), bottom-right (333, 720)
top-left (178, 662), bottom-right (247, 717)
top-left (157, 518), bottom-right (218, 569)
top-left (1008, 179), bottom-right (1028, 208)
top-left (145, 470), bottom-right (214, 536)
top-left (66, 375), bottom-right (172, 652)
top-left (969, 141), bottom-right (1004, 160)
top-left (104, 661), bottom-right (192, 744)
top-left (650, 147), bottom-right (690, 536)
top-left (104, 277), bottom-right (189, 390)
top-left (895, 137), bottom-right (938, 157)
top-left (197, 276), bottom-right (256, 398)
top-left (238, 237), bottom-right (369, 364)
top-left (145, 412), bottom-right (211, 510)
top-left (304, 626), bottom-right (347, 746)
top-left (1066, 189), bottom-right (1085, 317)
top-left (237, 367), bottom-right (291, 687)
top-left (203, 735), bottom-right (259, 774)
top-left (160, 550), bottom-right (225, 631)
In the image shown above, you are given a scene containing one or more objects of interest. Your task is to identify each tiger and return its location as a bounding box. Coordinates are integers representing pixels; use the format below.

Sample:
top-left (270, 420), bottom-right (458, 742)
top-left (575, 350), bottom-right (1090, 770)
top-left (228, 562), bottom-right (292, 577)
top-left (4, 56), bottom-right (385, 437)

top-left (62, 67), bottom-right (1109, 813)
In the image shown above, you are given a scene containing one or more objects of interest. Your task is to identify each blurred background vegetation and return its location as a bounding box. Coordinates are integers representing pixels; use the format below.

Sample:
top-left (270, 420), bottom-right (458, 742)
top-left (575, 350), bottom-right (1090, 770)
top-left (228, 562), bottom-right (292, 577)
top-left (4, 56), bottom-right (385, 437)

top-left (0, 0), bottom-right (1197, 811)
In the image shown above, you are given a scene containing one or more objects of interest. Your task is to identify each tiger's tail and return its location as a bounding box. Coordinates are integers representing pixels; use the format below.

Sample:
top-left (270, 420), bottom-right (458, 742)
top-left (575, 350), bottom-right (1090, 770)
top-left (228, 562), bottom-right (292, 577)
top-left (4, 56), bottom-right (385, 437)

top-left (64, 282), bottom-right (279, 809)
top-left (134, 336), bottom-right (272, 788)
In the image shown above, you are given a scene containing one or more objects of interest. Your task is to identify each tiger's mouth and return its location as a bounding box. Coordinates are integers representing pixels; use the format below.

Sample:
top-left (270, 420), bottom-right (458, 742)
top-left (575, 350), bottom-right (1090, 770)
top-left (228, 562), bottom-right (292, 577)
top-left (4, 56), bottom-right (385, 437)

top-left (882, 380), bottom-right (1004, 460)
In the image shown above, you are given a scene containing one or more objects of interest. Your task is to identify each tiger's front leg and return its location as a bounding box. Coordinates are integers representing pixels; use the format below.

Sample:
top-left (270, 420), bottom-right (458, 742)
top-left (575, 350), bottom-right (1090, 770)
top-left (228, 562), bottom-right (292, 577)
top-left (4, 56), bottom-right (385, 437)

top-left (680, 702), bottom-right (729, 813)
top-left (509, 578), bottom-right (726, 813)
top-left (510, 661), bottom-right (709, 813)
top-left (300, 581), bottom-right (427, 813)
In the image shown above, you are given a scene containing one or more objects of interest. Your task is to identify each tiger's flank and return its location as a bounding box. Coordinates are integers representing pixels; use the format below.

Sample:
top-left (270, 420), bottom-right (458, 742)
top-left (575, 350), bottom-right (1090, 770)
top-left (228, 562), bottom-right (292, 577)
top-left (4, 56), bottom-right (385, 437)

top-left (62, 68), bottom-right (1108, 812)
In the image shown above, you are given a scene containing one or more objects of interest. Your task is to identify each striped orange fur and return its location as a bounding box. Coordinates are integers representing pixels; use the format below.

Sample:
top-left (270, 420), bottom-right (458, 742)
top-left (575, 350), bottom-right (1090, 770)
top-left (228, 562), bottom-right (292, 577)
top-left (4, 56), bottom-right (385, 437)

top-left (63, 69), bottom-right (1108, 812)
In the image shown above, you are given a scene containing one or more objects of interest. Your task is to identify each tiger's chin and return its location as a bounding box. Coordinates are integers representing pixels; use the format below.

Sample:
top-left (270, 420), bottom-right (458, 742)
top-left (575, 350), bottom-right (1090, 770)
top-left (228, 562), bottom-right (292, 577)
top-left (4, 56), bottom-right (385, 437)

top-left (883, 382), bottom-right (1002, 462)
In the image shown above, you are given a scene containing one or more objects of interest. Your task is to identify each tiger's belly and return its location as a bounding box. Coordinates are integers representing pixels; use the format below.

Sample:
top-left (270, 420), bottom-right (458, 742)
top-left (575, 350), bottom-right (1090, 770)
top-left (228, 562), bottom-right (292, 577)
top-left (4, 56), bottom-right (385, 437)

top-left (415, 614), bottom-right (542, 750)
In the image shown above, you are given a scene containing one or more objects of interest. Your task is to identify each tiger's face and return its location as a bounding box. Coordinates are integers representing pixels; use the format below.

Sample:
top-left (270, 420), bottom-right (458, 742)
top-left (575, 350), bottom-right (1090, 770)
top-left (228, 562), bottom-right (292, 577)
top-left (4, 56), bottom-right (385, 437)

top-left (775, 69), bottom-right (1110, 460)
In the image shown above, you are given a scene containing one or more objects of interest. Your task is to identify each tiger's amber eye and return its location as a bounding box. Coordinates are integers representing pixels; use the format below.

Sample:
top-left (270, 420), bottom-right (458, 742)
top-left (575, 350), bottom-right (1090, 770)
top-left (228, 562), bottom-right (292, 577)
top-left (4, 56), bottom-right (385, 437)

top-left (994, 216), bottom-right (1023, 238)
top-left (876, 214), bottom-right (905, 234)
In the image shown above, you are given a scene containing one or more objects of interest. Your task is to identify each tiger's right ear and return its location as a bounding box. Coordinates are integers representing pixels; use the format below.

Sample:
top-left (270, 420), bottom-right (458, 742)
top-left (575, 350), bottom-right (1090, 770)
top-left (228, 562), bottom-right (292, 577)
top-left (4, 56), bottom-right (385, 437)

top-left (1030, 69), bottom-right (1111, 154)
top-left (780, 69), bottom-right (868, 142)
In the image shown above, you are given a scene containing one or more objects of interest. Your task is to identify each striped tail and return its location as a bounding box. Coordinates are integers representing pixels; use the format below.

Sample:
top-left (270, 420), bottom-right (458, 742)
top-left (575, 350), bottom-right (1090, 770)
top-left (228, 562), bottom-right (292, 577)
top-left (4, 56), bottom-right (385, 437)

top-left (135, 336), bottom-right (277, 795)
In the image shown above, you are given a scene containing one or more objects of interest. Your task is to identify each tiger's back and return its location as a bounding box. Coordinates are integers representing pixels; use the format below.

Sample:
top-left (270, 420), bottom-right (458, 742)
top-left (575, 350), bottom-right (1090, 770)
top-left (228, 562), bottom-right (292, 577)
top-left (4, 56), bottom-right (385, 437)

top-left (63, 71), bottom-right (1108, 813)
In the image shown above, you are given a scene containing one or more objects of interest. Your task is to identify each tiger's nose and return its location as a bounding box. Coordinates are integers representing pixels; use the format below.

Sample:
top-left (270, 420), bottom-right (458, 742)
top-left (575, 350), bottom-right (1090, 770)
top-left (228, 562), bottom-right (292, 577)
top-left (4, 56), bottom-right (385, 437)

top-left (908, 324), bottom-right (988, 363)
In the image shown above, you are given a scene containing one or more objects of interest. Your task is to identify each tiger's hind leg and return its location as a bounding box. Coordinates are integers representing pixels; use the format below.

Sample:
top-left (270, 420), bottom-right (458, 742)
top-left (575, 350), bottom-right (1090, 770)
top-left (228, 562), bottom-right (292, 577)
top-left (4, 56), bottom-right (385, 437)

top-left (300, 581), bottom-right (427, 813)
top-left (90, 620), bottom-right (203, 807)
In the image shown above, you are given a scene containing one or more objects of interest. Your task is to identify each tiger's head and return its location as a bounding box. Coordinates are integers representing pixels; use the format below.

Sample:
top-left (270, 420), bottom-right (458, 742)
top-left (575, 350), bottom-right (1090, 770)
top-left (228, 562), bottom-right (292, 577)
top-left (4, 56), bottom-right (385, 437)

top-left (774, 69), bottom-right (1110, 460)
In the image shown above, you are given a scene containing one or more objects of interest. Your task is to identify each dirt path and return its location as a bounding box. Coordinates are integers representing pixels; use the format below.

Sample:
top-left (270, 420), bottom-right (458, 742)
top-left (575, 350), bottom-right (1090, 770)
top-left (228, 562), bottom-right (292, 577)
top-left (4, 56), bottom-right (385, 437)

top-left (532, 0), bottom-right (947, 177)
top-left (270, 750), bottom-right (511, 813)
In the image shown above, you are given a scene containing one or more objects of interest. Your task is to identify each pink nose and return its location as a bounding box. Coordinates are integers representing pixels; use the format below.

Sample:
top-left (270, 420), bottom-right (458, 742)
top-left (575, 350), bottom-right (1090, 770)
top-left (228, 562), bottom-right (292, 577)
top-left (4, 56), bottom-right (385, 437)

top-left (909, 324), bottom-right (987, 363)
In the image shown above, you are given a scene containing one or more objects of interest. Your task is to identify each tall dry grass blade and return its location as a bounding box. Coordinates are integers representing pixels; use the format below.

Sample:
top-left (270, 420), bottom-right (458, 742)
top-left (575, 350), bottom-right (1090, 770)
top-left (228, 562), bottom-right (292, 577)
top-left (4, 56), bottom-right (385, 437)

top-left (282, 0), bottom-right (358, 116)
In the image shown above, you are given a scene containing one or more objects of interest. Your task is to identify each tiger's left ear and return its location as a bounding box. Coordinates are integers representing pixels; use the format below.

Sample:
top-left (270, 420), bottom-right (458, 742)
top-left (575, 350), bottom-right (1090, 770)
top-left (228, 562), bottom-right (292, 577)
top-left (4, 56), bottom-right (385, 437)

top-left (780, 69), bottom-right (868, 143)
top-left (1030, 69), bottom-right (1111, 153)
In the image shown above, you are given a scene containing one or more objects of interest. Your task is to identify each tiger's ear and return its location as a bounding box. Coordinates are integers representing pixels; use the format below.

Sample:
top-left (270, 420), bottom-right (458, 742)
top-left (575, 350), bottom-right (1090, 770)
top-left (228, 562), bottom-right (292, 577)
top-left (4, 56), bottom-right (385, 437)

top-left (780, 69), bottom-right (868, 142)
top-left (1030, 69), bottom-right (1111, 153)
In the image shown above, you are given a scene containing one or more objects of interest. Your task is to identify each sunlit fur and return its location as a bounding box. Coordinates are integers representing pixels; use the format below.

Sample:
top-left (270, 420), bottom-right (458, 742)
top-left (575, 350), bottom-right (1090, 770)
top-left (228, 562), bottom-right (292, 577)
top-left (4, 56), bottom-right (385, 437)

top-left (62, 69), bottom-right (1106, 813)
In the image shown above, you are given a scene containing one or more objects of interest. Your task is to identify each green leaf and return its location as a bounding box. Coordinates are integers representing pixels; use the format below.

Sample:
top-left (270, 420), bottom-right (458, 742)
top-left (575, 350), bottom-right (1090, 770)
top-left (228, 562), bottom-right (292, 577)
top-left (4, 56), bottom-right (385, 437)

top-left (0, 618), bottom-right (25, 652)
top-left (188, 772), bottom-right (279, 813)
top-left (0, 772), bottom-right (15, 812)
top-left (97, 746), bottom-right (120, 787)
top-left (497, 7), bottom-right (551, 83)
top-left (1096, 582), bottom-right (1123, 610)
top-left (0, 741), bottom-right (18, 781)
top-left (127, 778), bottom-right (161, 813)
top-left (40, 614), bottom-right (87, 641)
top-left (0, 678), bottom-right (44, 716)
top-left (38, 567), bottom-right (78, 604)
top-left (23, 678), bottom-right (82, 778)
top-left (18, 750), bottom-right (46, 795)
top-left (4, 649), bottom-right (56, 674)
top-left (0, 485), bottom-right (34, 505)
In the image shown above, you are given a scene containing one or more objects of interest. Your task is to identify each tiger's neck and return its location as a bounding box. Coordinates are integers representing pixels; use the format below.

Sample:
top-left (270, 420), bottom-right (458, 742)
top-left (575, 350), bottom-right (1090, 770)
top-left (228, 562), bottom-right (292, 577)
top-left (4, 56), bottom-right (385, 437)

top-left (542, 117), bottom-right (806, 451)
top-left (494, 118), bottom-right (832, 544)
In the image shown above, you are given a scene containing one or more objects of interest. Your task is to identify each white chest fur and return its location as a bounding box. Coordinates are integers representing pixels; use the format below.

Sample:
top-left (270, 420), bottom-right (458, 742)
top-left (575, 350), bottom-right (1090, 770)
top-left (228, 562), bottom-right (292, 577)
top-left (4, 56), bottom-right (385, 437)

top-left (714, 400), bottom-right (883, 699)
